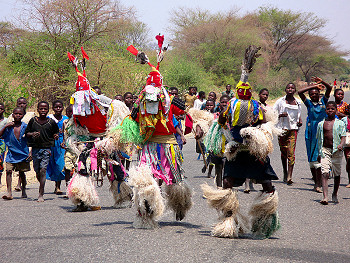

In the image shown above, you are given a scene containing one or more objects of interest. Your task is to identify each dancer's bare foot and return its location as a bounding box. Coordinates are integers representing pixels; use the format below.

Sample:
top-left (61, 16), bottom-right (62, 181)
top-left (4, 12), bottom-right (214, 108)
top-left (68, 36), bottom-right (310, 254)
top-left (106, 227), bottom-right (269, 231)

top-left (345, 184), bottom-right (350, 188)
top-left (332, 194), bottom-right (339, 204)
top-left (37, 196), bottom-right (44, 202)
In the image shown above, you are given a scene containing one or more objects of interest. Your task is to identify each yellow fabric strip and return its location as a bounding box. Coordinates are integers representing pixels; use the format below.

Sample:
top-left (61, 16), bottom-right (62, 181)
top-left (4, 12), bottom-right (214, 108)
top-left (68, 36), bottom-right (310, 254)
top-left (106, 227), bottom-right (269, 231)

top-left (232, 100), bottom-right (241, 126)
top-left (170, 144), bottom-right (176, 167)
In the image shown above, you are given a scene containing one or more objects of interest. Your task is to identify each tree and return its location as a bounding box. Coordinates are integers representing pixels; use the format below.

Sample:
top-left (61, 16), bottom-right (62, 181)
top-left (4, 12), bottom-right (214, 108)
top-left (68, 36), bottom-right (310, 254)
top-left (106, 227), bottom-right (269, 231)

top-left (7, 0), bottom-right (148, 101)
top-left (257, 6), bottom-right (326, 70)
top-left (288, 35), bottom-right (348, 82)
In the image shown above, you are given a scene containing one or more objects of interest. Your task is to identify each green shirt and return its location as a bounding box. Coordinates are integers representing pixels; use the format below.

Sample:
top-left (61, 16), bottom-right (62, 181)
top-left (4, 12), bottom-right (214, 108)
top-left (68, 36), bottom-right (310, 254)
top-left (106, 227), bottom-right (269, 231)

top-left (316, 118), bottom-right (346, 157)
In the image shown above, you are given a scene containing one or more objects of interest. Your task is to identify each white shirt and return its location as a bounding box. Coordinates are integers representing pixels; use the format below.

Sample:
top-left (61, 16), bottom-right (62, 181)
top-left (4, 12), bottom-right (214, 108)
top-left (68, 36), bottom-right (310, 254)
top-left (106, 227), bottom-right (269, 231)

top-left (273, 96), bottom-right (302, 130)
top-left (193, 99), bottom-right (206, 110)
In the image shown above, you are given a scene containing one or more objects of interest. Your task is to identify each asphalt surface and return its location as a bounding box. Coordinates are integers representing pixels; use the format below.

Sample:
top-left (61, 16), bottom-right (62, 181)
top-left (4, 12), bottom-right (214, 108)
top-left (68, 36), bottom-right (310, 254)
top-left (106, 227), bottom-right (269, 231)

top-left (1, 93), bottom-right (350, 263)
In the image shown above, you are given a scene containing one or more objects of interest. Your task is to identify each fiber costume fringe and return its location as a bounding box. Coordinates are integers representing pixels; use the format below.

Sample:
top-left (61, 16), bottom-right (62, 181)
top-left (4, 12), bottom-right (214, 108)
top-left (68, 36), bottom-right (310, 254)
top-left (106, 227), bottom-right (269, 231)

top-left (128, 165), bottom-right (165, 229)
top-left (201, 184), bottom-right (250, 238)
top-left (67, 173), bottom-right (100, 207)
top-left (110, 180), bottom-right (133, 208)
top-left (67, 144), bottom-right (101, 211)
top-left (249, 191), bottom-right (280, 239)
top-left (164, 182), bottom-right (193, 221)
top-left (188, 108), bottom-right (214, 136)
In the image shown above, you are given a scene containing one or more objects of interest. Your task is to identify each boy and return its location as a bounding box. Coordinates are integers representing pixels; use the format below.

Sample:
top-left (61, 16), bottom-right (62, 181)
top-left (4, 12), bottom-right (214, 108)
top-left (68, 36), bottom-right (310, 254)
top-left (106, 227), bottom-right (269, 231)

top-left (0, 102), bottom-right (7, 186)
top-left (7, 97), bottom-right (36, 191)
top-left (0, 107), bottom-right (29, 199)
top-left (316, 101), bottom-right (346, 205)
top-left (25, 101), bottom-right (59, 202)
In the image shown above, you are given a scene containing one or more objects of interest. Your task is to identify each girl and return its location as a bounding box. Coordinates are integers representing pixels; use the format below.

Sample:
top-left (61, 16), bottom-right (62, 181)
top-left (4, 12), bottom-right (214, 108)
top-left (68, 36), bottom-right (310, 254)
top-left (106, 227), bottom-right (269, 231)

top-left (334, 89), bottom-right (348, 118)
top-left (46, 100), bottom-right (68, 194)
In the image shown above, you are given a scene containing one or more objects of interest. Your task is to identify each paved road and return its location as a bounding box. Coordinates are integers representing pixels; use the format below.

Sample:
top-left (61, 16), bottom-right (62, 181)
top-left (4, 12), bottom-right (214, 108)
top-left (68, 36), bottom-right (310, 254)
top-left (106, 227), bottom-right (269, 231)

top-left (1, 93), bottom-right (350, 263)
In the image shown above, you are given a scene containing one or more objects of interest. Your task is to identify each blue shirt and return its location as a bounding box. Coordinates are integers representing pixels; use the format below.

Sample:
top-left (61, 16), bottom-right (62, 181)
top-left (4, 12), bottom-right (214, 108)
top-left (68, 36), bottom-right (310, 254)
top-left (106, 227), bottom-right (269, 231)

top-left (316, 119), bottom-right (346, 157)
top-left (303, 96), bottom-right (328, 140)
top-left (1, 122), bottom-right (29, 163)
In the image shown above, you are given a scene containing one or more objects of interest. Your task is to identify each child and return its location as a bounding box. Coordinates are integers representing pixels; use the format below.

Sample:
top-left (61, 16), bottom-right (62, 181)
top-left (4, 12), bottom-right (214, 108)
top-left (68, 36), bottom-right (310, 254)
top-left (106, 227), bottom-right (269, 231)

top-left (123, 92), bottom-right (134, 111)
top-left (298, 77), bottom-right (332, 192)
top-left (61, 105), bottom-right (75, 186)
top-left (0, 102), bottom-right (7, 186)
top-left (274, 83), bottom-right (302, 185)
top-left (204, 99), bottom-right (215, 113)
top-left (25, 101), bottom-right (59, 202)
top-left (0, 107), bottom-right (29, 199)
top-left (193, 91), bottom-right (206, 110)
top-left (8, 97), bottom-right (36, 191)
top-left (184, 86), bottom-right (197, 110)
top-left (334, 89), bottom-right (348, 118)
top-left (114, 94), bottom-right (123, 101)
top-left (221, 84), bottom-right (235, 98)
top-left (46, 100), bottom-right (68, 195)
top-left (316, 101), bottom-right (346, 205)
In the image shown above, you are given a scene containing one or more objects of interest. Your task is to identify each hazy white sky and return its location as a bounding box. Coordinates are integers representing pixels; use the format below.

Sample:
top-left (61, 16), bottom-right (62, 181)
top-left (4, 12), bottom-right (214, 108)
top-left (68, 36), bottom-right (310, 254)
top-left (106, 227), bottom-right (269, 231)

top-left (0, 0), bottom-right (349, 57)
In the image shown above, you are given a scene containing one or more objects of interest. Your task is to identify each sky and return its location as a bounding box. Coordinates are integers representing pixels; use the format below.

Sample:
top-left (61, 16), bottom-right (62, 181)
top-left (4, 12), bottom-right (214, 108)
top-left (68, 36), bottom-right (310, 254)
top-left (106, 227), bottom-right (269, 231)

top-left (0, 0), bottom-right (349, 58)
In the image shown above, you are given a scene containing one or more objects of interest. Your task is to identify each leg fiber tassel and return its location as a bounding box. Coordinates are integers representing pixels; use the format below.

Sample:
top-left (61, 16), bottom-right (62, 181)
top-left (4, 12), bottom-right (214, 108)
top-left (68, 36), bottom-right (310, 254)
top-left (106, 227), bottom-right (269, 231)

top-left (67, 173), bottom-right (100, 207)
top-left (128, 165), bottom-right (165, 229)
top-left (249, 191), bottom-right (280, 239)
top-left (110, 181), bottom-right (133, 208)
top-left (164, 182), bottom-right (193, 221)
top-left (201, 184), bottom-right (250, 238)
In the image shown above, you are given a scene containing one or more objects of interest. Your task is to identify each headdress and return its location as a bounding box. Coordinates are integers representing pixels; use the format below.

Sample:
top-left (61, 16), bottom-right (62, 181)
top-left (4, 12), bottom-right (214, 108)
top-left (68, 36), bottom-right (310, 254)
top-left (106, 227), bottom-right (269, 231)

top-left (127, 34), bottom-right (171, 142)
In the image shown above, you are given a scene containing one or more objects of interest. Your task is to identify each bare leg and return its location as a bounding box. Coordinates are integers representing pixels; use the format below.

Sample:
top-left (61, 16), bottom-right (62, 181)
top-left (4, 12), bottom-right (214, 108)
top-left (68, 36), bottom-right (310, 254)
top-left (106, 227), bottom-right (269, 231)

top-left (321, 172), bottom-right (329, 204)
top-left (65, 169), bottom-right (72, 186)
top-left (281, 156), bottom-right (288, 182)
top-left (15, 175), bottom-right (21, 191)
top-left (346, 158), bottom-right (350, 188)
top-left (207, 164), bottom-right (214, 178)
top-left (286, 164), bottom-right (294, 185)
top-left (261, 181), bottom-right (274, 193)
top-left (314, 168), bottom-right (322, 192)
top-left (332, 176), bottom-right (340, 203)
top-left (19, 171), bottom-right (27, 198)
top-left (215, 163), bottom-right (223, 187)
top-left (310, 167), bottom-right (316, 182)
top-left (37, 168), bottom-right (46, 202)
top-left (244, 179), bottom-right (251, 193)
top-left (3, 170), bottom-right (13, 199)
top-left (55, 181), bottom-right (62, 195)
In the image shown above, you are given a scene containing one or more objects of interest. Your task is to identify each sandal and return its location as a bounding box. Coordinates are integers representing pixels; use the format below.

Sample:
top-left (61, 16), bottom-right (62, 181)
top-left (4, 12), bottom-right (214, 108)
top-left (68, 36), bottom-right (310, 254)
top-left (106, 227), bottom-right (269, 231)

top-left (320, 200), bottom-right (328, 205)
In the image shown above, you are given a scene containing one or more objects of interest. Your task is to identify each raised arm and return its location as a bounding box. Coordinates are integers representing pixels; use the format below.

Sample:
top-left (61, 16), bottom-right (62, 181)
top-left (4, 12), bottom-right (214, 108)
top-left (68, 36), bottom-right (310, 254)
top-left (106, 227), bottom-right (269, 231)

top-left (297, 84), bottom-right (322, 101)
top-left (311, 76), bottom-right (332, 98)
